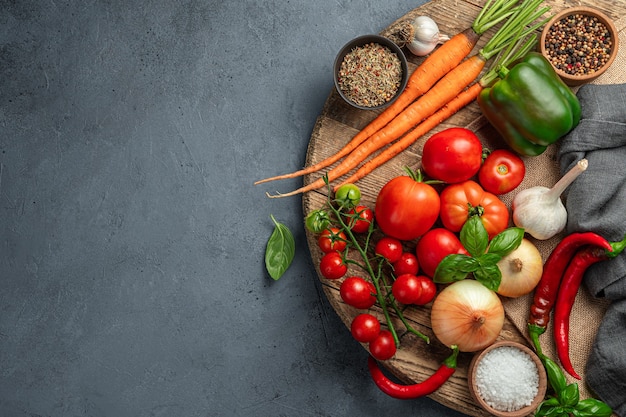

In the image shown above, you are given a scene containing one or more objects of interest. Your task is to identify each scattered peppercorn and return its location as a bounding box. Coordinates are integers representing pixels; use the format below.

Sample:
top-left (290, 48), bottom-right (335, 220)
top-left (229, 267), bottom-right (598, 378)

top-left (544, 13), bottom-right (613, 76)
top-left (337, 42), bottom-right (402, 108)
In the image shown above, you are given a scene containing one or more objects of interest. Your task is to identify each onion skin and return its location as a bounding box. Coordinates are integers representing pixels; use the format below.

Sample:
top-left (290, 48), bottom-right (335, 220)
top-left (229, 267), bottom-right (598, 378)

top-left (496, 238), bottom-right (543, 298)
top-left (431, 280), bottom-right (504, 352)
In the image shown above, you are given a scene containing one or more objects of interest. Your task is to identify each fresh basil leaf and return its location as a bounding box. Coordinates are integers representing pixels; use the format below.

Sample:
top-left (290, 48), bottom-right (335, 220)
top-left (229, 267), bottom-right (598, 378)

top-left (488, 226), bottom-right (525, 257)
top-left (473, 262), bottom-right (502, 291)
top-left (536, 397), bottom-right (561, 417)
top-left (573, 399), bottom-right (613, 417)
top-left (460, 216), bottom-right (489, 257)
top-left (560, 383), bottom-right (580, 408)
top-left (433, 254), bottom-right (477, 283)
top-left (265, 215), bottom-right (295, 280)
top-left (542, 355), bottom-right (568, 395)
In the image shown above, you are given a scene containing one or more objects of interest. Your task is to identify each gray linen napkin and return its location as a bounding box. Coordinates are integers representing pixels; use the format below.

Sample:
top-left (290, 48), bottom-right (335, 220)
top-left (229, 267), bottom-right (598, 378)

top-left (558, 83), bottom-right (626, 416)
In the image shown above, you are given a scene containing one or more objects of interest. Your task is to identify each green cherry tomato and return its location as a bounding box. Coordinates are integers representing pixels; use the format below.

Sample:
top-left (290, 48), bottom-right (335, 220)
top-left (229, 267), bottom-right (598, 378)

top-left (334, 184), bottom-right (361, 209)
top-left (305, 209), bottom-right (331, 233)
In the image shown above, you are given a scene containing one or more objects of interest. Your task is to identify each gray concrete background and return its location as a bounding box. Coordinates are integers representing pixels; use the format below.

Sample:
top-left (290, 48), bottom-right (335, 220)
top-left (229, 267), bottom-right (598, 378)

top-left (0, 1), bottom-right (467, 416)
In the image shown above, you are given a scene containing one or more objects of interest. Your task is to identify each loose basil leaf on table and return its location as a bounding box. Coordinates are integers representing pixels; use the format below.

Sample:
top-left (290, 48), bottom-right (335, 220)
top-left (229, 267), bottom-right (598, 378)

top-left (265, 215), bottom-right (295, 280)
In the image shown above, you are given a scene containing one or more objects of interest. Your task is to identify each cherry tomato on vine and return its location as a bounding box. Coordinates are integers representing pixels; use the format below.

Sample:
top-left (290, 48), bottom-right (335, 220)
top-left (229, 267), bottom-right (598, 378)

top-left (375, 169), bottom-right (440, 241)
top-left (439, 180), bottom-right (509, 239)
top-left (340, 276), bottom-right (377, 309)
top-left (369, 330), bottom-right (397, 360)
top-left (416, 228), bottom-right (468, 278)
top-left (318, 227), bottom-right (347, 253)
top-left (319, 252), bottom-right (347, 280)
top-left (305, 209), bottom-right (331, 233)
top-left (392, 252), bottom-right (419, 276)
top-left (334, 183), bottom-right (361, 209)
top-left (392, 274), bottom-right (422, 305)
top-left (421, 127), bottom-right (483, 184)
top-left (345, 205), bottom-right (374, 233)
top-left (413, 275), bottom-right (437, 305)
top-left (478, 149), bottom-right (526, 195)
top-left (350, 313), bottom-right (381, 343)
top-left (375, 237), bottom-right (403, 263)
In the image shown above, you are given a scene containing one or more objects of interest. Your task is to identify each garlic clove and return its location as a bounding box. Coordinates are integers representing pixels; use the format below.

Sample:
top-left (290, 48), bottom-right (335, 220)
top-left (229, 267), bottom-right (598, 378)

top-left (407, 16), bottom-right (450, 56)
top-left (512, 159), bottom-right (588, 240)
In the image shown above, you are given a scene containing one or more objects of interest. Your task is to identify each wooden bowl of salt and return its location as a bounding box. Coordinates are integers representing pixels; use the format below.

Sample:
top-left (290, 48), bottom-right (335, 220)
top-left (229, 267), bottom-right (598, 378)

top-left (467, 341), bottom-right (547, 417)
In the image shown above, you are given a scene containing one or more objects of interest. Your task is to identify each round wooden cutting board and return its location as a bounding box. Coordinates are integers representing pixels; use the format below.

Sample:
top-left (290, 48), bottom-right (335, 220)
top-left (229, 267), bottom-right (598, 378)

top-left (298, 1), bottom-right (626, 415)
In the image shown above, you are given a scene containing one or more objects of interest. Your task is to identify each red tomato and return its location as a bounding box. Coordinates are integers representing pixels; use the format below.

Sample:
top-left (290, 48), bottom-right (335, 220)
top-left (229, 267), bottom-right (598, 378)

top-left (375, 172), bottom-right (440, 241)
top-left (319, 252), bottom-right (347, 280)
top-left (340, 277), bottom-right (377, 309)
top-left (391, 274), bottom-right (422, 304)
top-left (439, 180), bottom-right (509, 239)
top-left (478, 149), bottom-right (526, 195)
top-left (416, 228), bottom-right (468, 277)
top-left (421, 127), bottom-right (483, 184)
top-left (369, 330), bottom-right (397, 360)
top-left (374, 237), bottom-right (403, 263)
top-left (345, 205), bottom-right (374, 233)
top-left (413, 275), bottom-right (437, 305)
top-left (318, 227), bottom-right (347, 253)
top-left (392, 252), bottom-right (419, 276)
top-left (350, 313), bottom-right (381, 343)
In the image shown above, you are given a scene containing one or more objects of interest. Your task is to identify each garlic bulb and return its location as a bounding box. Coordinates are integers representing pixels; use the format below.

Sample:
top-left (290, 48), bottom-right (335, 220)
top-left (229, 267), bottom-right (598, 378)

top-left (407, 16), bottom-right (450, 56)
top-left (512, 159), bottom-right (588, 240)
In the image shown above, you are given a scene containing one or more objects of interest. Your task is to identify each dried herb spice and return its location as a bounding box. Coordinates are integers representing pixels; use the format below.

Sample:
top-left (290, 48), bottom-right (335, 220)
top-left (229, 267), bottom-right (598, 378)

top-left (544, 14), bottom-right (613, 76)
top-left (337, 42), bottom-right (402, 108)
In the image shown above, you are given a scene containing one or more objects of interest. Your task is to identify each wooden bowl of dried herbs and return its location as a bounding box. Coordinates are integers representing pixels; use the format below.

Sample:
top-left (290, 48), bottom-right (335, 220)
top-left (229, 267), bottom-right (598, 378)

top-left (540, 6), bottom-right (618, 86)
top-left (333, 35), bottom-right (408, 110)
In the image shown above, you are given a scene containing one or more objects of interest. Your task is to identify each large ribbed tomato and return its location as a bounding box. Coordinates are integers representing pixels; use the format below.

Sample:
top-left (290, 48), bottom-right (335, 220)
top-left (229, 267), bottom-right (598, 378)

top-left (375, 170), bottom-right (440, 241)
top-left (439, 180), bottom-right (509, 239)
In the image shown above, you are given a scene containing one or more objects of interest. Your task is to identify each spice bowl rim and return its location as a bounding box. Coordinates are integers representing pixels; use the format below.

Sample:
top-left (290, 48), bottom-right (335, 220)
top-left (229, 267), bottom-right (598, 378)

top-left (539, 6), bottom-right (619, 87)
top-left (467, 340), bottom-right (548, 417)
top-left (333, 34), bottom-right (409, 111)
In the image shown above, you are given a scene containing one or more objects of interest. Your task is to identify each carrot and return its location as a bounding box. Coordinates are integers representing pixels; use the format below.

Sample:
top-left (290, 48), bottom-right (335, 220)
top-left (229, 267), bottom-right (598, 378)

top-left (265, 0), bottom-right (549, 198)
top-left (254, 0), bottom-right (518, 186)
top-left (266, 59), bottom-right (486, 199)
top-left (334, 83), bottom-right (484, 190)
top-left (332, 26), bottom-right (544, 189)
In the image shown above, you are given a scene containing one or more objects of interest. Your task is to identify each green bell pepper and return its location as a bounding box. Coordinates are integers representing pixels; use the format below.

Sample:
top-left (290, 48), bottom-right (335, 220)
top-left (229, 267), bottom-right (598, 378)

top-left (477, 52), bottom-right (581, 156)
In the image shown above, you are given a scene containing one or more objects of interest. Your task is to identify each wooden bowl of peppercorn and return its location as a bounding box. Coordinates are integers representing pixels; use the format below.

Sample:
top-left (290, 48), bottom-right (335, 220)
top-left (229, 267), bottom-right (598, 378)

top-left (540, 6), bottom-right (618, 86)
top-left (333, 34), bottom-right (409, 110)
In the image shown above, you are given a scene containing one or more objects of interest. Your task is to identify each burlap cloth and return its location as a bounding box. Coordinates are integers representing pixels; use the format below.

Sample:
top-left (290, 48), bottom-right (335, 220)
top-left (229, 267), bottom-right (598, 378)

top-left (494, 16), bottom-right (626, 403)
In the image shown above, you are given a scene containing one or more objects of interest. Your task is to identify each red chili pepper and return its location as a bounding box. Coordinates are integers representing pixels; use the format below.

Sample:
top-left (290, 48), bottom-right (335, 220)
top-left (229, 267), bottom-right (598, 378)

top-left (554, 234), bottom-right (626, 380)
top-left (527, 232), bottom-right (613, 353)
top-left (367, 345), bottom-right (459, 399)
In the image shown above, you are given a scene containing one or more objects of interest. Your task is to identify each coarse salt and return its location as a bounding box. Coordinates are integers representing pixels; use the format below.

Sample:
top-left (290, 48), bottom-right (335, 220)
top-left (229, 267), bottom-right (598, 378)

top-left (475, 346), bottom-right (539, 412)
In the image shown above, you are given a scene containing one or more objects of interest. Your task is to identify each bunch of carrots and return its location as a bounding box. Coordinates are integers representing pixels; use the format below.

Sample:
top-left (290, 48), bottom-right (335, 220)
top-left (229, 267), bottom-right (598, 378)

top-left (255, 0), bottom-right (550, 198)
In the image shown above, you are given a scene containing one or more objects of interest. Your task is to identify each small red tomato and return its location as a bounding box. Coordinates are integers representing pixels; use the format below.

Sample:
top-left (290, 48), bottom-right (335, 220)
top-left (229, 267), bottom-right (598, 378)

top-left (369, 330), bottom-right (397, 360)
top-left (392, 252), bottom-right (419, 276)
top-left (340, 277), bottom-right (377, 309)
top-left (391, 274), bottom-right (423, 305)
top-left (375, 237), bottom-right (403, 263)
top-left (413, 275), bottom-right (437, 305)
top-left (345, 205), bottom-right (374, 233)
top-left (319, 252), bottom-right (347, 280)
top-left (318, 227), bottom-right (347, 253)
top-left (350, 313), bottom-right (381, 343)
top-left (416, 228), bottom-right (468, 277)
top-left (478, 149), bottom-right (526, 195)
top-left (421, 127), bottom-right (483, 184)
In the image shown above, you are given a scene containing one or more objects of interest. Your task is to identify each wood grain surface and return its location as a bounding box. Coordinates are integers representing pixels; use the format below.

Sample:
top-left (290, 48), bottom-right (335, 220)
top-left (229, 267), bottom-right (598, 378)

top-left (299, 1), bottom-right (626, 415)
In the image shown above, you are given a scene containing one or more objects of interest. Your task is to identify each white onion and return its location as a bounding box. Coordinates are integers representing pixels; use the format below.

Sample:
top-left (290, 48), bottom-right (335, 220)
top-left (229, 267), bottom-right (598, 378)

top-left (431, 280), bottom-right (504, 352)
top-left (496, 238), bottom-right (543, 298)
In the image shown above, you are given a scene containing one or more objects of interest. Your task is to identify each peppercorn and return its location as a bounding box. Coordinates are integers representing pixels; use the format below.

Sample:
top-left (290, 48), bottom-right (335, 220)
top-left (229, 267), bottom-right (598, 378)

top-left (543, 13), bottom-right (613, 76)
